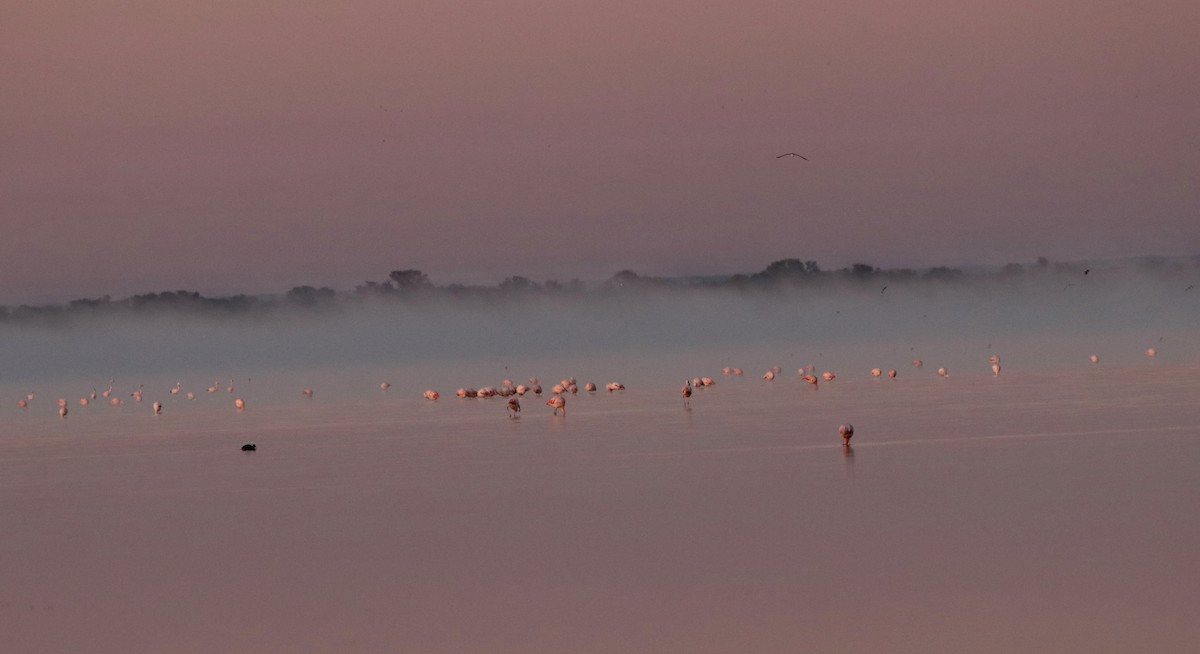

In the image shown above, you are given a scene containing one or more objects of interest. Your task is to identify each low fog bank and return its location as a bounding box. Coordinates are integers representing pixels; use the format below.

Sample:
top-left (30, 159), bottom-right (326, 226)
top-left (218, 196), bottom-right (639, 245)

top-left (2, 262), bottom-right (1197, 386)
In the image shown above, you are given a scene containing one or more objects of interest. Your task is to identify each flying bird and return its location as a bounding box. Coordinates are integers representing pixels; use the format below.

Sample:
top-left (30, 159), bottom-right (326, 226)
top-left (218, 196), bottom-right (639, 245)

top-left (776, 153), bottom-right (808, 160)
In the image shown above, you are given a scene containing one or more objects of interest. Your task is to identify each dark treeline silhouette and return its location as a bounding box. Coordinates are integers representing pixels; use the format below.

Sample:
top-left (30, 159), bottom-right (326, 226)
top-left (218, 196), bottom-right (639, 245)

top-left (3, 256), bottom-right (1197, 326)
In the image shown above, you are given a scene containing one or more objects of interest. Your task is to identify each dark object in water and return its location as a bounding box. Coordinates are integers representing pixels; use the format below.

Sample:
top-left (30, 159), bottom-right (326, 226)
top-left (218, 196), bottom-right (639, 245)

top-left (241, 444), bottom-right (256, 451)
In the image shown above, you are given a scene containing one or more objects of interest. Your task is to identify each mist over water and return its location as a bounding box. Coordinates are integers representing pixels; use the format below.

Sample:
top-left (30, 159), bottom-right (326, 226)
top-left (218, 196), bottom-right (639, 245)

top-left (2, 267), bottom-right (1196, 394)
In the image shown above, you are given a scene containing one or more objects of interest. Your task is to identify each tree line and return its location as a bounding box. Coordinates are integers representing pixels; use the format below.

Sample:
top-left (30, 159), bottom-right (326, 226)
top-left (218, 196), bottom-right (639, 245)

top-left (2, 256), bottom-right (1195, 325)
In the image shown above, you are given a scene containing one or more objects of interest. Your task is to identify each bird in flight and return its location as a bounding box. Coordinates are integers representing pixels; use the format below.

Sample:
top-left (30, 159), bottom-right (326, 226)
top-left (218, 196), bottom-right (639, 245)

top-left (776, 153), bottom-right (808, 160)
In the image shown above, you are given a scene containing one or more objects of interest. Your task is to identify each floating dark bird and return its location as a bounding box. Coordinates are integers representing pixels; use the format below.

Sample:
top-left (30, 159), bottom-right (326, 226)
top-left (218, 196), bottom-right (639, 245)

top-left (1187, 285), bottom-right (1195, 291)
top-left (1084, 269), bottom-right (1090, 275)
top-left (241, 444), bottom-right (256, 452)
top-left (881, 286), bottom-right (887, 294)
top-left (776, 153), bottom-right (808, 160)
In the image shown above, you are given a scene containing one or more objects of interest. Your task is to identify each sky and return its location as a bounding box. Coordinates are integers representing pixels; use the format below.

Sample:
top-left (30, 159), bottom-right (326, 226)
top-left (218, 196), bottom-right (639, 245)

top-left (3, 0), bottom-right (1198, 304)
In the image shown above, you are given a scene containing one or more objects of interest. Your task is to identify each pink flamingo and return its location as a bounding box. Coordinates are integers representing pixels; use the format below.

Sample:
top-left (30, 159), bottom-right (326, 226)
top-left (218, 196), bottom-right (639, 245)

top-left (507, 397), bottom-right (521, 417)
top-left (546, 395), bottom-right (566, 416)
top-left (302, 389), bottom-right (314, 398)
top-left (1089, 355), bottom-right (1099, 364)
top-left (681, 380), bottom-right (692, 407)
top-left (839, 424), bottom-right (854, 446)
top-left (234, 398), bottom-right (246, 411)
top-left (763, 370), bottom-right (776, 381)
top-left (423, 390), bottom-right (439, 401)
top-left (802, 374), bottom-right (819, 388)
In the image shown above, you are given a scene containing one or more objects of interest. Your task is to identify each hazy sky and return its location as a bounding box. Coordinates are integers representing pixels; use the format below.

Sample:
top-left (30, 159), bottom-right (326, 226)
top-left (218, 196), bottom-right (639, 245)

top-left (3, 0), bottom-right (1198, 303)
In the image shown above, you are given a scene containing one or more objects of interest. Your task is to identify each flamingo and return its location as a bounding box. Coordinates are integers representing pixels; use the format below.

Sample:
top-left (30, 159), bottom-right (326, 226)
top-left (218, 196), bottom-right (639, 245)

top-left (888, 369), bottom-right (897, 378)
top-left (56, 398), bottom-right (67, 408)
top-left (79, 397), bottom-right (89, 407)
top-left (102, 386), bottom-right (113, 399)
top-left (992, 363), bottom-right (1001, 376)
top-left (1146, 348), bottom-right (1157, 357)
top-left (912, 360), bottom-right (923, 368)
top-left (552, 384), bottom-right (565, 394)
top-left (169, 382), bottom-right (181, 395)
top-left (870, 368), bottom-right (882, 377)
top-left (732, 368), bottom-right (743, 376)
top-left (546, 395), bottom-right (566, 416)
top-left (302, 389), bottom-right (314, 398)
top-left (763, 370), bottom-right (776, 381)
top-left (227, 379), bottom-right (235, 393)
top-left (109, 397), bottom-right (123, 406)
top-left (207, 383), bottom-right (219, 394)
top-left (532, 384), bottom-right (543, 395)
top-left (16, 399), bottom-right (27, 408)
top-left (839, 424), bottom-right (854, 446)
top-left (1089, 354), bottom-right (1099, 364)
top-left (607, 382), bottom-right (626, 391)
top-left (516, 384), bottom-right (529, 396)
top-left (681, 380), bottom-right (692, 407)
top-left (821, 372), bottom-right (836, 382)
top-left (989, 355), bottom-right (1001, 364)
top-left (234, 398), bottom-right (246, 411)
top-left (185, 392), bottom-right (195, 400)
top-left (699, 377), bottom-right (714, 387)
top-left (59, 404), bottom-right (68, 418)
top-left (584, 382), bottom-right (597, 392)
top-left (770, 366), bottom-right (782, 374)
top-left (423, 390), bottom-right (439, 401)
top-left (90, 389), bottom-right (97, 400)
top-left (380, 382), bottom-right (391, 392)
top-left (802, 374), bottom-right (819, 388)
top-left (153, 401), bottom-right (163, 415)
top-left (937, 367), bottom-right (948, 377)
top-left (507, 397), bottom-right (521, 417)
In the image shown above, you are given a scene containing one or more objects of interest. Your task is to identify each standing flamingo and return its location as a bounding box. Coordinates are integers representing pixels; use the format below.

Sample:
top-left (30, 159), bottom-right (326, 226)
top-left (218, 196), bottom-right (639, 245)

top-left (802, 375), bottom-right (819, 388)
top-left (153, 402), bottom-right (163, 415)
top-left (546, 395), bottom-right (566, 416)
top-left (423, 390), bottom-right (439, 401)
top-left (839, 424), bottom-right (854, 446)
top-left (380, 382), bottom-right (391, 392)
top-left (1089, 355), bottom-right (1099, 364)
top-left (507, 397), bottom-right (521, 417)
top-left (763, 370), bottom-right (776, 381)
top-left (992, 363), bottom-right (1001, 376)
top-left (681, 380), bottom-right (693, 407)
top-left (937, 367), bottom-right (948, 377)
top-left (888, 369), bottom-right (897, 378)
top-left (1146, 348), bottom-right (1157, 357)
top-left (234, 398), bottom-right (246, 411)
top-left (302, 389), bottom-right (314, 398)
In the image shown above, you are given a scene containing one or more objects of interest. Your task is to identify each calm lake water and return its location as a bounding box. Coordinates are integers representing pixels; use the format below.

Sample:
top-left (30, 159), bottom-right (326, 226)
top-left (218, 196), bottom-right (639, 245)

top-left (3, 344), bottom-right (1199, 652)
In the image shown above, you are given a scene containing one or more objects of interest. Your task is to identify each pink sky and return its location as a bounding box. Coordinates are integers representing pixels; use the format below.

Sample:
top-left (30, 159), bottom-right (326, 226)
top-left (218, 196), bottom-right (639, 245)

top-left (3, 0), bottom-right (1198, 303)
